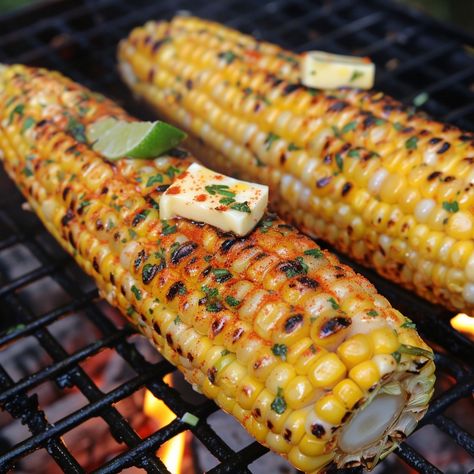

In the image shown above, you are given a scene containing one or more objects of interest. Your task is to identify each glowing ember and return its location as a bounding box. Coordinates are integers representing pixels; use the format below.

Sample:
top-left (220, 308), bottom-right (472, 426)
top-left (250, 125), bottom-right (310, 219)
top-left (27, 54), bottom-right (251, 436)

top-left (450, 313), bottom-right (474, 340)
top-left (144, 374), bottom-right (186, 474)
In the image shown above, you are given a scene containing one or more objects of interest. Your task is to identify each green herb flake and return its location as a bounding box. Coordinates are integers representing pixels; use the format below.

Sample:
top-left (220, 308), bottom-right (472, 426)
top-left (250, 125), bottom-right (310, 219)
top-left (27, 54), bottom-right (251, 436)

top-left (219, 50), bottom-right (238, 64)
top-left (304, 248), bottom-right (323, 259)
top-left (22, 117), bottom-right (35, 133)
top-left (206, 302), bottom-right (222, 313)
top-left (367, 310), bottom-right (379, 317)
top-left (131, 285), bottom-right (142, 300)
top-left (393, 122), bottom-right (404, 131)
top-left (128, 229), bottom-right (138, 239)
top-left (126, 306), bottom-right (135, 316)
top-left (66, 116), bottom-right (87, 143)
top-left (204, 255), bottom-right (213, 263)
top-left (413, 92), bottom-right (429, 107)
top-left (177, 284), bottom-right (187, 295)
top-left (328, 297), bottom-right (340, 310)
top-left (348, 149), bottom-right (360, 158)
top-left (335, 153), bottom-right (344, 172)
top-left (258, 215), bottom-right (276, 233)
top-left (401, 318), bottom-right (417, 329)
top-left (375, 118), bottom-right (386, 126)
top-left (341, 121), bottom-right (357, 134)
top-left (162, 220), bottom-right (177, 235)
top-left (405, 136), bottom-right (419, 150)
top-left (230, 201), bottom-right (251, 213)
top-left (264, 132), bottom-right (280, 150)
top-left (202, 285), bottom-right (219, 300)
top-left (78, 200), bottom-right (91, 211)
top-left (225, 295), bottom-right (241, 307)
top-left (146, 174), bottom-right (164, 187)
top-left (392, 351), bottom-right (401, 363)
top-left (399, 344), bottom-right (433, 360)
top-left (221, 349), bottom-right (230, 356)
top-left (442, 200), bottom-right (459, 213)
top-left (271, 344), bottom-right (288, 361)
top-left (219, 197), bottom-right (235, 205)
top-left (288, 142), bottom-right (301, 151)
top-left (349, 70), bottom-right (364, 82)
top-left (165, 166), bottom-right (182, 179)
top-left (332, 125), bottom-right (341, 138)
top-left (212, 268), bottom-right (232, 283)
top-left (8, 104), bottom-right (24, 124)
top-left (205, 184), bottom-right (235, 198)
top-left (21, 167), bottom-right (33, 177)
top-left (271, 387), bottom-right (287, 414)
top-left (174, 315), bottom-right (181, 325)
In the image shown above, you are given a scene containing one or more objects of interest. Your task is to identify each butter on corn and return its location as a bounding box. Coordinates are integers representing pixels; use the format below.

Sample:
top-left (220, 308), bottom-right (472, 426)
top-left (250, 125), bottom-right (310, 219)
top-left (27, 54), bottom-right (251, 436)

top-left (301, 51), bottom-right (375, 90)
top-left (160, 163), bottom-right (268, 236)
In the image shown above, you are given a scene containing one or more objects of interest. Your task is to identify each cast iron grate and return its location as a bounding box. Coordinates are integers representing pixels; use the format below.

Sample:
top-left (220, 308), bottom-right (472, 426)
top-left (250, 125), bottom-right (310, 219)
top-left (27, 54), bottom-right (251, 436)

top-left (0, 0), bottom-right (473, 473)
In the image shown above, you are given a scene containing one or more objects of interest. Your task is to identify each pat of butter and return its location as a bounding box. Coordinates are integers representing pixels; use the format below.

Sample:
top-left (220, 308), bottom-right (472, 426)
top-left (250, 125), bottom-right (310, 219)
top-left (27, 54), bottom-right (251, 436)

top-left (160, 163), bottom-right (269, 236)
top-left (301, 51), bottom-right (375, 90)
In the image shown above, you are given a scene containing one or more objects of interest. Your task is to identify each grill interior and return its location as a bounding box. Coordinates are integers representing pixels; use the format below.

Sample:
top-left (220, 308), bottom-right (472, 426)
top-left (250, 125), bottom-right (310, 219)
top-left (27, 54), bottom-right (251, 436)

top-left (0, 0), bottom-right (473, 473)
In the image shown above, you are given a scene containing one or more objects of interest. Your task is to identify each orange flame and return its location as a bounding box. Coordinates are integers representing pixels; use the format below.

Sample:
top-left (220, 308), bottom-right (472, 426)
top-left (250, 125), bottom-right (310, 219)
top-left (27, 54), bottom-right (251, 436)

top-left (450, 313), bottom-right (474, 340)
top-left (144, 374), bottom-right (185, 474)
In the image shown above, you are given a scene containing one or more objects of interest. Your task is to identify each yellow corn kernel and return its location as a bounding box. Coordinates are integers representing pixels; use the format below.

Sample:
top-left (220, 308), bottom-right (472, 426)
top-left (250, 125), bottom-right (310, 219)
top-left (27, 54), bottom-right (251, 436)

top-left (265, 363), bottom-right (296, 394)
top-left (245, 416), bottom-right (268, 443)
top-left (447, 211), bottom-right (473, 240)
top-left (266, 432), bottom-right (291, 454)
top-left (282, 408), bottom-right (308, 445)
top-left (252, 389), bottom-right (273, 421)
top-left (218, 360), bottom-right (247, 398)
top-left (333, 378), bottom-right (364, 409)
top-left (337, 333), bottom-right (373, 368)
top-left (216, 390), bottom-right (235, 413)
top-left (315, 393), bottom-right (347, 425)
top-left (369, 327), bottom-right (400, 354)
top-left (289, 448), bottom-right (334, 472)
top-left (349, 360), bottom-right (381, 391)
top-left (298, 433), bottom-right (327, 456)
top-left (284, 376), bottom-right (318, 410)
top-left (236, 375), bottom-right (264, 410)
top-left (308, 353), bottom-right (346, 388)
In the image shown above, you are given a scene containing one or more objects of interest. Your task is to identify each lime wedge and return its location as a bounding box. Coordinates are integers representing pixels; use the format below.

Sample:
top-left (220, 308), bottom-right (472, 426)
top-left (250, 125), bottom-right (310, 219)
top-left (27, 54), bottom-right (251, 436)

top-left (87, 118), bottom-right (186, 160)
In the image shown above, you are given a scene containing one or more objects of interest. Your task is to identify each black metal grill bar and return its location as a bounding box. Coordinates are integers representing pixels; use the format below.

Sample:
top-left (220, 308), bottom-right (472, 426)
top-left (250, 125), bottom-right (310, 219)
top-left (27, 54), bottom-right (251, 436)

top-left (434, 415), bottom-right (474, 457)
top-left (0, 289), bottom-right (97, 347)
top-left (0, 1), bottom-right (473, 473)
top-left (0, 328), bottom-right (131, 404)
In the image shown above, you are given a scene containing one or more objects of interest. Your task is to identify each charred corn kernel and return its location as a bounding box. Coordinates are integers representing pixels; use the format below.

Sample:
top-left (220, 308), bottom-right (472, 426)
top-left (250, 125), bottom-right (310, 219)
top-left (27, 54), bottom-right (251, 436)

top-left (349, 360), bottom-right (381, 391)
top-left (120, 16), bottom-right (474, 315)
top-left (309, 353), bottom-right (346, 388)
top-left (315, 394), bottom-right (347, 425)
top-left (333, 379), bottom-right (364, 409)
top-left (337, 334), bottom-right (373, 368)
top-left (2, 62), bottom-right (434, 474)
top-left (369, 327), bottom-right (400, 354)
top-left (298, 433), bottom-right (327, 456)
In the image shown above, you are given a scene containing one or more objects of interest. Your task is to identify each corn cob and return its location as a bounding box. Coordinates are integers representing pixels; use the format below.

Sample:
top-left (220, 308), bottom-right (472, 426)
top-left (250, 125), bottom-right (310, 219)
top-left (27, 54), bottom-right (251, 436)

top-left (118, 16), bottom-right (474, 315)
top-left (0, 64), bottom-right (435, 473)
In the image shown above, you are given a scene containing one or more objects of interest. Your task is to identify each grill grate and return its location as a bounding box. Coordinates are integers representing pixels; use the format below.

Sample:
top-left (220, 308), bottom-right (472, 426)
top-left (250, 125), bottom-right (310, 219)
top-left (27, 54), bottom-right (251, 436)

top-left (0, 0), bottom-right (473, 473)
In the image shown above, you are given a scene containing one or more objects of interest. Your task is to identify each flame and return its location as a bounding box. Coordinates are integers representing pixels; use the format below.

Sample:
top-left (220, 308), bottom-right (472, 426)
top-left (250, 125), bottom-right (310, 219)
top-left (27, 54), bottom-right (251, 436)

top-left (144, 374), bottom-right (186, 474)
top-left (450, 313), bottom-right (474, 340)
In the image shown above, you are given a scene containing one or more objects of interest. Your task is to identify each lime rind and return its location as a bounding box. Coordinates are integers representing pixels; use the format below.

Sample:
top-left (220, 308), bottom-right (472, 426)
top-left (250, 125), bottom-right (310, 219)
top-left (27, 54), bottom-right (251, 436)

top-left (86, 118), bottom-right (186, 160)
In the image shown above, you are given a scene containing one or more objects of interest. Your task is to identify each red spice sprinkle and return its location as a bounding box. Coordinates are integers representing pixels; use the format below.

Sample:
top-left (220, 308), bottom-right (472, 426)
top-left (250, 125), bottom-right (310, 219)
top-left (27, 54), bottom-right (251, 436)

top-left (167, 186), bottom-right (181, 195)
top-left (213, 174), bottom-right (224, 180)
top-left (195, 194), bottom-right (207, 202)
top-left (216, 205), bottom-right (228, 211)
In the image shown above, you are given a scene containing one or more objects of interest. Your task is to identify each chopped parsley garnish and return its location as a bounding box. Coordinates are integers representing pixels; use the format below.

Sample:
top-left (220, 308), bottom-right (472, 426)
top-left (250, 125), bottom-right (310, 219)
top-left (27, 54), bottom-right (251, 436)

top-left (331, 125), bottom-right (341, 138)
top-left (328, 297), bottom-right (340, 310)
top-left (264, 132), bottom-right (280, 150)
top-left (230, 201), bottom-right (251, 213)
top-left (161, 220), bottom-right (177, 235)
top-left (258, 215), bottom-right (276, 233)
top-left (174, 315), bottom-right (181, 325)
top-left (202, 285), bottom-right (219, 299)
top-left (146, 174), bottom-right (164, 186)
top-left (219, 197), bottom-right (235, 205)
top-left (205, 184), bottom-right (235, 198)
top-left (128, 229), bottom-right (137, 239)
top-left (212, 268), bottom-right (232, 283)
top-left (392, 351), bottom-right (401, 363)
top-left (271, 344), bottom-right (288, 361)
top-left (348, 149), bottom-right (360, 158)
top-left (271, 387), bottom-right (287, 414)
top-left (22, 117), bottom-right (35, 133)
top-left (131, 285), bottom-right (142, 300)
top-left (304, 248), bottom-right (323, 258)
top-left (375, 118), bottom-right (386, 126)
top-left (288, 143), bottom-right (301, 151)
top-left (21, 167), bottom-right (33, 177)
top-left (66, 116), bottom-right (87, 143)
top-left (78, 200), bottom-right (91, 211)
top-left (218, 50), bottom-right (238, 64)
top-left (341, 121), bottom-right (357, 134)
top-left (225, 295), bottom-right (240, 307)
top-left (442, 200), bottom-right (459, 213)
top-left (283, 257), bottom-right (308, 278)
top-left (367, 310), bottom-right (379, 317)
top-left (8, 104), bottom-right (24, 124)
top-left (221, 349), bottom-right (230, 356)
top-left (405, 136), bottom-right (419, 150)
top-left (393, 122), bottom-right (404, 131)
top-left (335, 153), bottom-right (344, 172)
top-left (204, 255), bottom-right (213, 262)
top-left (206, 302), bottom-right (222, 313)
top-left (349, 70), bottom-right (364, 82)
top-left (126, 306), bottom-right (135, 316)
top-left (165, 166), bottom-right (181, 179)
top-left (401, 318), bottom-right (417, 329)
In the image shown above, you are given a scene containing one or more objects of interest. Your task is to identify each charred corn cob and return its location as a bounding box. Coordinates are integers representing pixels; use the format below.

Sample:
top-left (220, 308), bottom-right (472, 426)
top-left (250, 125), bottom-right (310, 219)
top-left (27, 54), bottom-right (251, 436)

top-left (118, 16), bottom-right (474, 314)
top-left (0, 64), bottom-right (435, 473)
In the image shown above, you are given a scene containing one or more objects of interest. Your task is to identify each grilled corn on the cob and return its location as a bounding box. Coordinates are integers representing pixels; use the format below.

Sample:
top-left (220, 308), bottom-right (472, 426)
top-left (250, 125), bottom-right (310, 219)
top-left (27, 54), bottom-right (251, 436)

top-left (118, 16), bottom-right (474, 314)
top-left (0, 64), bottom-right (434, 473)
